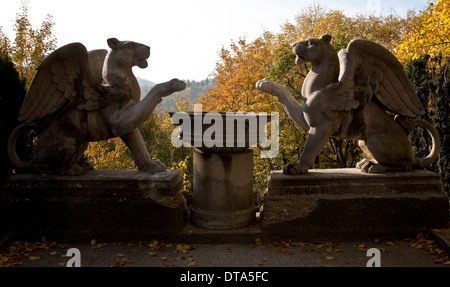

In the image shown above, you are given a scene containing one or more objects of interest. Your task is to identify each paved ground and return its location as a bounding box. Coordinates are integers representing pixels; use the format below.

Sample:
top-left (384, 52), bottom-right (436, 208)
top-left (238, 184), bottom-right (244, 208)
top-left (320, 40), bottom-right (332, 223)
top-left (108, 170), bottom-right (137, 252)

top-left (1, 229), bottom-right (449, 286)
top-left (1, 229), bottom-right (450, 268)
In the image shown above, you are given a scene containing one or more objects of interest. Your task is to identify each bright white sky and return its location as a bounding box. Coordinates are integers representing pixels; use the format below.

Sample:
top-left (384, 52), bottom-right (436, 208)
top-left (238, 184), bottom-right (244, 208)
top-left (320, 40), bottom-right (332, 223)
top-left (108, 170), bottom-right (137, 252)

top-left (1, 0), bottom-right (429, 83)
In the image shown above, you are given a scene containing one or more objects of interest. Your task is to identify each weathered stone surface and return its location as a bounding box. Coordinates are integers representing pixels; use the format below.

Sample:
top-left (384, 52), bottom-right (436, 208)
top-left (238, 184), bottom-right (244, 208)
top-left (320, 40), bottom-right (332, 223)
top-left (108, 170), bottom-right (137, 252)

top-left (263, 169), bottom-right (449, 239)
top-left (0, 169), bottom-right (188, 241)
top-left (191, 149), bottom-right (255, 229)
top-left (268, 168), bottom-right (445, 195)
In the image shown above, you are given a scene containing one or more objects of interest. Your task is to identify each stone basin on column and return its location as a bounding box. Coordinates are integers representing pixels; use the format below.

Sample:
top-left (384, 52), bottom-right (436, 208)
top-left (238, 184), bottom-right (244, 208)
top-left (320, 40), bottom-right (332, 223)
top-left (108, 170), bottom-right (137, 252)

top-left (170, 111), bottom-right (273, 229)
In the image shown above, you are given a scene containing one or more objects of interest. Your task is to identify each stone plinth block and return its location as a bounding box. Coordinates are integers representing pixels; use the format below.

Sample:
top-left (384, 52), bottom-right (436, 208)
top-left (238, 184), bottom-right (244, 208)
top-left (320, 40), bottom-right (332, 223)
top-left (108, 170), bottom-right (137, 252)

top-left (0, 169), bottom-right (188, 241)
top-left (192, 149), bottom-right (255, 229)
top-left (263, 169), bottom-right (449, 239)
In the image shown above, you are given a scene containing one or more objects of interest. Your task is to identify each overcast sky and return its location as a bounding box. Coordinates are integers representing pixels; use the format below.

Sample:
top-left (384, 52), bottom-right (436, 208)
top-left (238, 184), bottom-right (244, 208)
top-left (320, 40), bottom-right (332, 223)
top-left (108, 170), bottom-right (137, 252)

top-left (1, 0), bottom-right (429, 83)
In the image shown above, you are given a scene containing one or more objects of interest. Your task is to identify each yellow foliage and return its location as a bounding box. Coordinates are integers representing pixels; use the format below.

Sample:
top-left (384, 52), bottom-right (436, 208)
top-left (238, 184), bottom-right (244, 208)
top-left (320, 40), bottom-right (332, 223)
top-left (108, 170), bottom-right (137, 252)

top-left (84, 138), bottom-right (136, 170)
top-left (395, 0), bottom-right (450, 61)
top-left (172, 156), bottom-right (192, 198)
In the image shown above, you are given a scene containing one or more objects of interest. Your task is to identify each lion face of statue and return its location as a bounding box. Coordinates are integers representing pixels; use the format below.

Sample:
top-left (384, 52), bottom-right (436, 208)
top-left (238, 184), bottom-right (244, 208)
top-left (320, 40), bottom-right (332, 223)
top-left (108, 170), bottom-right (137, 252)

top-left (107, 38), bottom-right (150, 69)
top-left (292, 34), bottom-right (333, 66)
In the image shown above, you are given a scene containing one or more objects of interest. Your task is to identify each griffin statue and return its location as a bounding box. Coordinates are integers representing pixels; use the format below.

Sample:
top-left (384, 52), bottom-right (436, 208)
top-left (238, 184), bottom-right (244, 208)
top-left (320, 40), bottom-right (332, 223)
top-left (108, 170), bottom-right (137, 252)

top-left (257, 34), bottom-right (440, 174)
top-left (8, 38), bottom-right (186, 175)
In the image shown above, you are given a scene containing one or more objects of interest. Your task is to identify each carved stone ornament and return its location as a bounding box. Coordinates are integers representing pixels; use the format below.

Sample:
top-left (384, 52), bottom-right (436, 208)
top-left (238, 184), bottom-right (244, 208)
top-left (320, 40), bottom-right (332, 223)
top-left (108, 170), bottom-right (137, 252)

top-left (7, 38), bottom-right (186, 175)
top-left (256, 34), bottom-right (440, 174)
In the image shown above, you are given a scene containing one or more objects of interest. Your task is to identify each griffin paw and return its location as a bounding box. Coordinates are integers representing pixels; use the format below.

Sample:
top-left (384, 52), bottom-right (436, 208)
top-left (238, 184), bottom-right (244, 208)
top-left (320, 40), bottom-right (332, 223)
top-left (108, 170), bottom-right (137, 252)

top-left (139, 159), bottom-right (166, 174)
top-left (256, 79), bottom-right (278, 94)
top-left (356, 159), bottom-right (386, 174)
top-left (61, 161), bottom-right (93, 176)
top-left (168, 78), bottom-right (187, 92)
top-left (283, 163), bottom-right (309, 175)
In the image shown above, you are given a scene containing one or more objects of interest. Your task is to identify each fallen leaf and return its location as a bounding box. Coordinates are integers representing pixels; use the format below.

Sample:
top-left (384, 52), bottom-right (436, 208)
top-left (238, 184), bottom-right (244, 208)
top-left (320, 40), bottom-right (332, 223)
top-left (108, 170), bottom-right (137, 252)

top-left (90, 239), bottom-right (96, 246)
top-left (148, 240), bottom-right (159, 249)
top-left (160, 256), bottom-right (168, 260)
top-left (255, 238), bottom-right (262, 245)
top-left (277, 247), bottom-right (293, 255)
top-left (148, 240), bottom-right (168, 251)
top-left (149, 252), bottom-right (157, 257)
top-left (416, 233), bottom-right (426, 241)
top-left (174, 244), bottom-right (190, 254)
top-left (28, 256), bottom-right (40, 260)
top-left (176, 256), bottom-right (186, 261)
top-left (111, 257), bottom-right (132, 267)
top-left (433, 229), bottom-right (444, 234)
top-left (188, 260), bottom-right (196, 266)
top-left (326, 256), bottom-right (336, 260)
top-left (49, 251), bottom-right (58, 256)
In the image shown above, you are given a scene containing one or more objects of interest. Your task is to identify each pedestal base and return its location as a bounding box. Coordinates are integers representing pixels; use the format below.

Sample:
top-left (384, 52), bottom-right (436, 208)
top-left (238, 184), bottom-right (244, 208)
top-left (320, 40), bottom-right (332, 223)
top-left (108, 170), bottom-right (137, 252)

top-left (263, 169), bottom-right (449, 239)
top-left (0, 169), bottom-right (188, 241)
top-left (192, 149), bottom-right (255, 229)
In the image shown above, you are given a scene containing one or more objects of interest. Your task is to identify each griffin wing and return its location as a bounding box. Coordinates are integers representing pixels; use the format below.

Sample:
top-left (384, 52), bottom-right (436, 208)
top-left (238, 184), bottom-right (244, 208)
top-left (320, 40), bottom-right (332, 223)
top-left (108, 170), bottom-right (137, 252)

top-left (88, 49), bottom-right (108, 84)
top-left (18, 43), bottom-right (106, 123)
top-left (330, 39), bottom-right (425, 117)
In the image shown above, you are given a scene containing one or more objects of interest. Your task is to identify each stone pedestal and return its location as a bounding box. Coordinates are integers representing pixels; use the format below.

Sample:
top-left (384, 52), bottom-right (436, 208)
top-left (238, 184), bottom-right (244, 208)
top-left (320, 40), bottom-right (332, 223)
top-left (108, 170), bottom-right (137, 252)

top-left (0, 169), bottom-right (188, 241)
top-left (192, 149), bottom-right (255, 229)
top-left (170, 111), bottom-right (274, 230)
top-left (263, 169), bottom-right (449, 239)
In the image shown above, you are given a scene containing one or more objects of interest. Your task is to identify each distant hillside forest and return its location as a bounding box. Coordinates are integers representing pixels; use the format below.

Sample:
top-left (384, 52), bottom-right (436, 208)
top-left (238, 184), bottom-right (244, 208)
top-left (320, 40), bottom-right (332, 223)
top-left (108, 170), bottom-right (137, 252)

top-left (139, 78), bottom-right (214, 111)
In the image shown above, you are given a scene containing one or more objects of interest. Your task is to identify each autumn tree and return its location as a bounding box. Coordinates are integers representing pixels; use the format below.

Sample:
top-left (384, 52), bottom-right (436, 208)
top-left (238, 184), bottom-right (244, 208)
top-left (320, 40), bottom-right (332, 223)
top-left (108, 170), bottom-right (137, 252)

top-left (395, 0), bottom-right (450, 61)
top-left (200, 32), bottom-right (278, 113)
top-left (0, 0), bottom-right (57, 87)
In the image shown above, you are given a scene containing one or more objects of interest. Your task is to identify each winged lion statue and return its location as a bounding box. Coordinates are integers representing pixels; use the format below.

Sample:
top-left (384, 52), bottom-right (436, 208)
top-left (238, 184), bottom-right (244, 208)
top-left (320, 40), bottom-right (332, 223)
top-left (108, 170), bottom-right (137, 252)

top-left (256, 34), bottom-right (440, 174)
top-left (7, 38), bottom-right (186, 175)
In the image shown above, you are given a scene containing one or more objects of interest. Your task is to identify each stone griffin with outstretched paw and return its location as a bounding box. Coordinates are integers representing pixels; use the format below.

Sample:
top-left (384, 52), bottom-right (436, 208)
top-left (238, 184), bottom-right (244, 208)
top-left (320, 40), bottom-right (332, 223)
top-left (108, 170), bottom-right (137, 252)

top-left (257, 34), bottom-right (440, 174)
top-left (8, 38), bottom-right (186, 175)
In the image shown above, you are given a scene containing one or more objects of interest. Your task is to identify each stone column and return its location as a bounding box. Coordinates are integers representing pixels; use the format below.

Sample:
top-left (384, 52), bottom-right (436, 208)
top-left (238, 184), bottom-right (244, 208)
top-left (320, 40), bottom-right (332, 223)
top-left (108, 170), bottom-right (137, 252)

top-left (191, 149), bottom-right (255, 229)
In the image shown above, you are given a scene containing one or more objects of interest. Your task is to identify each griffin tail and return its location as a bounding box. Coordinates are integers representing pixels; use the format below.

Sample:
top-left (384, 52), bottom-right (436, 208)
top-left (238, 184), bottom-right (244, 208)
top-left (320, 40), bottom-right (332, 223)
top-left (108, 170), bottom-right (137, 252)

top-left (411, 119), bottom-right (440, 169)
top-left (7, 123), bottom-right (36, 169)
